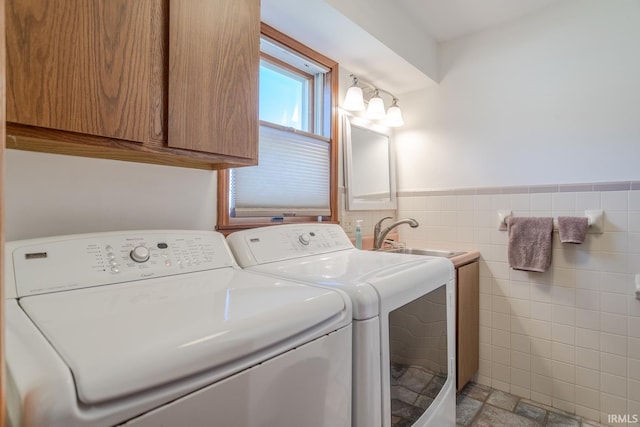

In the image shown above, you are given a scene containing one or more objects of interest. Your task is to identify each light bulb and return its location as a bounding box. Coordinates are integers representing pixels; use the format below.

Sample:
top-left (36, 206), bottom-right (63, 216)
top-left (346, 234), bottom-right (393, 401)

top-left (343, 86), bottom-right (365, 111)
top-left (385, 101), bottom-right (404, 127)
top-left (366, 95), bottom-right (386, 120)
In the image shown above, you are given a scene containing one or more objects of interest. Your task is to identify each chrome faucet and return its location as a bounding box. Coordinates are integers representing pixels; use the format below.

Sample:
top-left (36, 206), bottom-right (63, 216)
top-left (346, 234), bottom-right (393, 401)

top-left (373, 217), bottom-right (419, 249)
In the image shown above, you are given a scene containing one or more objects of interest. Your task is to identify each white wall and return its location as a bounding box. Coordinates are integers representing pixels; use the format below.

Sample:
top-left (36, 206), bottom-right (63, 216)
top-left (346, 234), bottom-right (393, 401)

top-left (393, 1), bottom-right (640, 423)
top-left (262, 0), bottom-right (435, 94)
top-left (325, 0), bottom-right (439, 85)
top-left (395, 0), bottom-right (640, 191)
top-left (5, 150), bottom-right (217, 241)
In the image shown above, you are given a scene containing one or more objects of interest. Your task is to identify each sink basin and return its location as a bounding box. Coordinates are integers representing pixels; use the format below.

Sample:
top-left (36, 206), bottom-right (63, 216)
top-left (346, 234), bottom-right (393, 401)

top-left (380, 248), bottom-right (467, 258)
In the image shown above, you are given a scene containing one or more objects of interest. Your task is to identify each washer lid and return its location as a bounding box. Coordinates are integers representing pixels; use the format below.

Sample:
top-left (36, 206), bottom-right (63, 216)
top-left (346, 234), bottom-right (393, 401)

top-left (250, 249), bottom-right (443, 320)
top-left (19, 268), bottom-right (348, 405)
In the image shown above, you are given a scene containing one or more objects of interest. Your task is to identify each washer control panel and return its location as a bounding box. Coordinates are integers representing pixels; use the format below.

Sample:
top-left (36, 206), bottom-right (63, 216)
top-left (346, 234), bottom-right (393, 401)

top-left (227, 224), bottom-right (354, 266)
top-left (10, 230), bottom-right (235, 297)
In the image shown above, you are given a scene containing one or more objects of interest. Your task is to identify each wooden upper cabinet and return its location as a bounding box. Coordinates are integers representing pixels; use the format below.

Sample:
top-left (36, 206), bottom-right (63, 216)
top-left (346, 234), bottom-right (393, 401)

top-left (6, 0), bottom-right (160, 143)
top-left (168, 0), bottom-right (259, 159)
top-left (4, 0), bottom-right (259, 170)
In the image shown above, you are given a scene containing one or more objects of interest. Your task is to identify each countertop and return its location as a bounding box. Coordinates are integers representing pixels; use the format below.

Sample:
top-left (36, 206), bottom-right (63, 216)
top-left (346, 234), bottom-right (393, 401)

top-left (449, 251), bottom-right (480, 268)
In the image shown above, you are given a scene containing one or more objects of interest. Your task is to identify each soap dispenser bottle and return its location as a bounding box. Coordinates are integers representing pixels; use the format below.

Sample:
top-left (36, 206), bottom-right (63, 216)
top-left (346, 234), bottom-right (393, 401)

top-left (355, 220), bottom-right (363, 249)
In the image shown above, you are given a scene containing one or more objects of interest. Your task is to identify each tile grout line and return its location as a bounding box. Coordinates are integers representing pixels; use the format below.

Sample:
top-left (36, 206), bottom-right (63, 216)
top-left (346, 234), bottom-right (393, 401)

top-left (458, 383), bottom-right (604, 426)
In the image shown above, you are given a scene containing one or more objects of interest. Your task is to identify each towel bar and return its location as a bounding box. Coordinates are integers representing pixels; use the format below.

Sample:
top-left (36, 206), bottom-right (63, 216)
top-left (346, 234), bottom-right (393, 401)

top-left (497, 210), bottom-right (604, 234)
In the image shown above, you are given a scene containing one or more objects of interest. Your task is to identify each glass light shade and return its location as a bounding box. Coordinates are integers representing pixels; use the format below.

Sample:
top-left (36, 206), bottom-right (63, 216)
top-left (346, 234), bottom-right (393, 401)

top-left (385, 104), bottom-right (404, 127)
top-left (366, 96), bottom-right (386, 120)
top-left (343, 86), bottom-right (365, 111)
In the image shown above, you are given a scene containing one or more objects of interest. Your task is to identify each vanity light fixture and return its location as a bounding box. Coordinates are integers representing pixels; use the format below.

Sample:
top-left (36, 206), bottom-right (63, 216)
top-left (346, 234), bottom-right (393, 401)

top-left (343, 74), bottom-right (404, 127)
top-left (366, 90), bottom-right (387, 120)
top-left (385, 98), bottom-right (404, 127)
top-left (343, 76), bottom-right (365, 111)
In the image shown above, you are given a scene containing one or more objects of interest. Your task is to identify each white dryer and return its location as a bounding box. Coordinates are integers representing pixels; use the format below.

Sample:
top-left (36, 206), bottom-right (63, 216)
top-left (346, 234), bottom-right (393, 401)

top-left (5, 230), bottom-right (352, 427)
top-left (227, 224), bottom-right (457, 427)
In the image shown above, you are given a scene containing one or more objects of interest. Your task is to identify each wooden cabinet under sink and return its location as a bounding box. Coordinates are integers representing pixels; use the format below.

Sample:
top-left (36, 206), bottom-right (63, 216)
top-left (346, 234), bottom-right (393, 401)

top-left (456, 259), bottom-right (479, 391)
top-left (5, 0), bottom-right (259, 170)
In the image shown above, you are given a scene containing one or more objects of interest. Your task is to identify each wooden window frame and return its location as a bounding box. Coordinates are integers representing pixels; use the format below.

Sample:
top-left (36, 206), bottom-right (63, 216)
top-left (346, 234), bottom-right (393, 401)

top-left (216, 23), bottom-right (339, 234)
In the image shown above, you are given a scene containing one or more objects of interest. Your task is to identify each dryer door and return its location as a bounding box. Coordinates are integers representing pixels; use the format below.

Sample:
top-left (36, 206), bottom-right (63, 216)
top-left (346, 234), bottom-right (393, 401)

top-left (387, 284), bottom-right (450, 426)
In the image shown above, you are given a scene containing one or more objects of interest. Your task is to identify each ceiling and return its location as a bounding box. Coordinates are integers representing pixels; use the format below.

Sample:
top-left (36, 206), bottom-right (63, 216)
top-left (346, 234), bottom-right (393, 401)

top-left (261, 0), bottom-right (563, 94)
top-left (393, 0), bottom-right (562, 42)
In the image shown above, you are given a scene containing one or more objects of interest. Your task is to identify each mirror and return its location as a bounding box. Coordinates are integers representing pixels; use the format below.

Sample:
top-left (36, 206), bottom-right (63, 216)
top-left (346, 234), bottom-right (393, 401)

top-left (343, 115), bottom-right (397, 210)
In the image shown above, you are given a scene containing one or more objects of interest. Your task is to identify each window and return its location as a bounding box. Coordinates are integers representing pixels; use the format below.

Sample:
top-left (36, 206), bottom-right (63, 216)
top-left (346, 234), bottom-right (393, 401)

top-left (217, 23), bottom-right (338, 232)
top-left (259, 57), bottom-right (311, 131)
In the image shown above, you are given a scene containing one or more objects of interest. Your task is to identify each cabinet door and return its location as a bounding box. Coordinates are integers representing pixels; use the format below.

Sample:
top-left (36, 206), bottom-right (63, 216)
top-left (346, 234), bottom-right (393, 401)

top-left (168, 0), bottom-right (259, 159)
top-left (457, 261), bottom-right (479, 391)
top-left (6, 0), bottom-right (158, 143)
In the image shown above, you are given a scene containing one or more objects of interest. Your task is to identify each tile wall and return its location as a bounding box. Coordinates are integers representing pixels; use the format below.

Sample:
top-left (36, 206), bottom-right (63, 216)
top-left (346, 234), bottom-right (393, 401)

top-left (395, 182), bottom-right (640, 426)
top-left (338, 186), bottom-right (396, 239)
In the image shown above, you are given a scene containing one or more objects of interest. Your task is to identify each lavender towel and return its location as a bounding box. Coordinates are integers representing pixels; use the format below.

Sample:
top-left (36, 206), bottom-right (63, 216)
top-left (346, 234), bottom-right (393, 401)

top-left (558, 216), bottom-right (589, 244)
top-left (507, 217), bottom-right (554, 273)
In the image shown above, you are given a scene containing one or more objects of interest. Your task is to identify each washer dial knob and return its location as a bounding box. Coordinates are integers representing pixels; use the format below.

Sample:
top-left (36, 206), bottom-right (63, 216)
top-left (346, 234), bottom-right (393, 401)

top-left (130, 245), bottom-right (150, 263)
top-left (298, 233), bottom-right (311, 245)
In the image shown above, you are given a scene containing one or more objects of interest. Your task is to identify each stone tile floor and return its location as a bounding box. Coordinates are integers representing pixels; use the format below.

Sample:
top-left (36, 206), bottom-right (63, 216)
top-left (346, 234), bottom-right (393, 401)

top-left (456, 382), bottom-right (606, 427)
top-left (391, 362), bottom-right (447, 427)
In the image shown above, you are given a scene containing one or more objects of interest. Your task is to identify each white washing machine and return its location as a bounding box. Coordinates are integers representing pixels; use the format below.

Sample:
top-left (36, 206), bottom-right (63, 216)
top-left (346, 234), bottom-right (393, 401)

top-left (227, 224), bottom-right (457, 427)
top-left (5, 230), bottom-right (352, 427)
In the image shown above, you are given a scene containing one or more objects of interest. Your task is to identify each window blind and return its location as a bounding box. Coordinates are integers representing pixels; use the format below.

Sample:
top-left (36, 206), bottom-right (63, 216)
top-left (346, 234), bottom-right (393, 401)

top-left (231, 125), bottom-right (331, 217)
